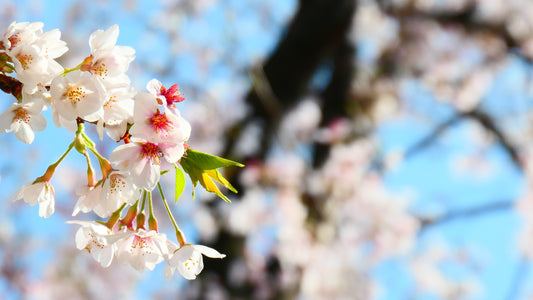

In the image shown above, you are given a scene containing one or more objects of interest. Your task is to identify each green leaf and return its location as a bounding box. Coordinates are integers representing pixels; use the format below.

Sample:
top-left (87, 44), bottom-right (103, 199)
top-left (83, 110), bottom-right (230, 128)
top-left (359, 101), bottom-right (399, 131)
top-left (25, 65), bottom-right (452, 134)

top-left (185, 149), bottom-right (244, 170)
top-left (179, 148), bottom-right (243, 203)
top-left (174, 165), bottom-right (186, 203)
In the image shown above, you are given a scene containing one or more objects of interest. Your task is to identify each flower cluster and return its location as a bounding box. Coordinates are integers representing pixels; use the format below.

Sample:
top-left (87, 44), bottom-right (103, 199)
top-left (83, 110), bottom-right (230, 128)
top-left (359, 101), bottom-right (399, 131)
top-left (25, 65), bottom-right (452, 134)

top-left (0, 22), bottom-right (241, 279)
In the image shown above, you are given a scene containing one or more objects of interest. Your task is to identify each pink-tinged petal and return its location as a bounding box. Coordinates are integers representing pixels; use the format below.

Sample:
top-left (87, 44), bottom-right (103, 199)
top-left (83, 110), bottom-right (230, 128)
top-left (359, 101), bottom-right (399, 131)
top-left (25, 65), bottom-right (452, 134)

top-left (193, 245), bottom-right (226, 259)
top-left (138, 162), bottom-right (160, 191)
top-left (133, 92), bottom-right (159, 121)
top-left (161, 143), bottom-right (185, 164)
top-left (110, 143), bottom-right (141, 168)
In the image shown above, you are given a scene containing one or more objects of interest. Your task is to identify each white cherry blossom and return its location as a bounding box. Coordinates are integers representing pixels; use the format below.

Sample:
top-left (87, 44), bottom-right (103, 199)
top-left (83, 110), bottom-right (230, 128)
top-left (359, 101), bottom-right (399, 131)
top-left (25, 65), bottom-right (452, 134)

top-left (109, 138), bottom-right (185, 190)
top-left (4, 23), bottom-right (67, 95)
top-left (96, 84), bottom-right (135, 140)
top-left (50, 70), bottom-right (104, 124)
top-left (129, 92), bottom-right (191, 144)
top-left (164, 244), bottom-right (226, 280)
top-left (86, 25), bottom-right (135, 80)
top-left (13, 180), bottom-right (55, 218)
top-left (115, 229), bottom-right (170, 272)
top-left (0, 98), bottom-right (46, 144)
top-left (72, 184), bottom-right (102, 217)
top-left (146, 78), bottom-right (185, 107)
top-left (66, 220), bottom-right (118, 268)
top-left (73, 172), bottom-right (137, 218)
top-left (2, 21), bottom-right (43, 53)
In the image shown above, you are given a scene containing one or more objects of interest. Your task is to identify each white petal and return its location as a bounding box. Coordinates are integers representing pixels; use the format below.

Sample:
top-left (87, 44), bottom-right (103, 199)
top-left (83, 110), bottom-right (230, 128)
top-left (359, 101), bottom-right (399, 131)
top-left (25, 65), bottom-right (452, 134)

top-left (29, 111), bottom-right (47, 132)
top-left (146, 79), bottom-right (162, 96)
top-left (164, 264), bottom-right (175, 280)
top-left (93, 246), bottom-right (114, 268)
top-left (162, 143), bottom-right (185, 164)
top-left (193, 245), bottom-right (226, 259)
top-left (12, 121), bottom-right (34, 144)
top-left (38, 196), bottom-right (55, 218)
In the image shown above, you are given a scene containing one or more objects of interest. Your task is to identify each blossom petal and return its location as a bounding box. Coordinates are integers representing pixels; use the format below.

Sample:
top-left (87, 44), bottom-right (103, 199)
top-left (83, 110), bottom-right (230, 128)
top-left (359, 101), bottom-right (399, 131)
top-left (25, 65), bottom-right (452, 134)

top-left (193, 245), bottom-right (226, 259)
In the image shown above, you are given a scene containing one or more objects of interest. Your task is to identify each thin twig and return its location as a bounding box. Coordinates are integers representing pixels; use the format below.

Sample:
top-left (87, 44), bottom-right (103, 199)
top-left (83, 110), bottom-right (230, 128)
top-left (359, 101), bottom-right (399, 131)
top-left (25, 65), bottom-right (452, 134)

top-left (419, 199), bottom-right (513, 231)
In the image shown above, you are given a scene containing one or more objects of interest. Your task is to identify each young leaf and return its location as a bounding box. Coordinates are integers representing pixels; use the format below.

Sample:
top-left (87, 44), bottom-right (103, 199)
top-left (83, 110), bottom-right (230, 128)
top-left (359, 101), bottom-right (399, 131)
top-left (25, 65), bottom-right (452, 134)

top-left (185, 149), bottom-right (244, 170)
top-left (179, 148), bottom-right (243, 202)
top-left (174, 165), bottom-right (186, 203)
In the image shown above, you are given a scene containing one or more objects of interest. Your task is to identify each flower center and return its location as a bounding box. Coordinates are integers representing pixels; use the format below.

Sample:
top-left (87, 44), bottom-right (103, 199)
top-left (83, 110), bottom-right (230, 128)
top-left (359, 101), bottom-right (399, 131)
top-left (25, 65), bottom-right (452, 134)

top-left (109, 173), bottom-right (126, 194)
top-left (150, 112), bottom-right (173, 134)
top-left (161, 84), bottom-right (185, 105)
top-left (8, 33), bottom-right (21, 50)
top-left (16, 53), bottom-right (33, 70)
top-left (66, 85), bottom-right (87, 104)
top-left (141, 142), bottom-right (162, 165)
top-left (183, 257), bottom-right (200, 271)
top-left (12, 107), bottom-right (30, 124)
top-left (132, 235), bottom-right (154, 253)
top-left (104, 95), bottom-right (117, 109)
top-left (86, 232), bottom-right (105, 252)
top-left (90, 61), bottom-right (109, 78)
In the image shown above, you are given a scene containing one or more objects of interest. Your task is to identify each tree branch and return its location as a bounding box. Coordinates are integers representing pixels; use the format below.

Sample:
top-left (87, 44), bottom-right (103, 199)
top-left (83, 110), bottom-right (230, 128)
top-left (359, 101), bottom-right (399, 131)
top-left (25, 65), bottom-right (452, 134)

top-left (0, 73), bottom-right (21, 100)
top-left (419, 199), bottom-right (513, 231)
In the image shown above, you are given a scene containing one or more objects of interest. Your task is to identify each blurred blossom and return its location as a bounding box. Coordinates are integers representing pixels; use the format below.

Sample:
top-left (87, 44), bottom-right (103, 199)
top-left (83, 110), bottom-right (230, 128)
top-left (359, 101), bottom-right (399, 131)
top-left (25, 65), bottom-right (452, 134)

top-left (353, 1), bottom-right (399, 64)
top-left (279, 97), bottom-right (321, 147)
top-left (410, 245), bottom-right (481, 299)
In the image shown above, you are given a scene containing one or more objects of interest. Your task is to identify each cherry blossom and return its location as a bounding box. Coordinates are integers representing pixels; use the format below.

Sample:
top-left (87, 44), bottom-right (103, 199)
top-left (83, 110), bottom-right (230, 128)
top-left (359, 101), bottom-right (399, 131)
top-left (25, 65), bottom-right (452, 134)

top-left (84, 25), bottom-right (135, 81)
top-left (2, 21), bottom-right (43, 53)
top-left (73, 172), bottom-right (137, 218)
top-left (164, 244), bottom-right (226, 280)
top-left (66, 221), bottom-right (117, 268)
top-left (0, 98), bottom-right (46, 144)
top-left (4, 22), bottom-right (67, 95)
top-left (115, 229), bottom-right (171, 272)
top-left (109, 138), bottom-right (185, 190)
top-left (146, 78), bottom-right (185, 107)
top-left (129, 92), bottom-right (191, 144)
top-left (96, 85), bottom-right (135, 140)
top-left (50, 70), bottom-right (104, 124)
top-left (13, 180), bottom-right (55, 218)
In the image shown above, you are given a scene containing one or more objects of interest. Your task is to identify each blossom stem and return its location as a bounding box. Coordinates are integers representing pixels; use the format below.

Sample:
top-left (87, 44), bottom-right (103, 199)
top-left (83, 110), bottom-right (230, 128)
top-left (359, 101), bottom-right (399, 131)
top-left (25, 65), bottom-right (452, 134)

top-left (36, 142), bottom-right (75, 182)
top-left (136, 191), bottom-right (147, 230)
top-left (148, 189), bottom-right (158, 231)
top-left (158, 182), bottom-right (186, 246)
top-left (83, 133), bottom-right (113, 178)
top-left (121, 200), bottom-right (139, 229)
top-left (82, 151), bottom-right (96, 186)
top-left (106, 202), bottom-right (127, 229)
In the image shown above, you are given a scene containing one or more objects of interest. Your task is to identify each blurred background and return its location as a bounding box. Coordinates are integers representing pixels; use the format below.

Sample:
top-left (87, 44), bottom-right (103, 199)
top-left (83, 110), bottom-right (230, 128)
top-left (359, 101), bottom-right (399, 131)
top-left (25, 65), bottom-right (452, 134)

top-left (1, 0), bottom-right (533, 299)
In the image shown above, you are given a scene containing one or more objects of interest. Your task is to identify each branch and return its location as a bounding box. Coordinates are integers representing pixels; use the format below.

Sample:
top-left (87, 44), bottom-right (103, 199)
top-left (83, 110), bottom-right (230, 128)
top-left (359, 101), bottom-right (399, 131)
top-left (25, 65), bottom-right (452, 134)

top-left (223, 0), bottom-right (357, 160)
top-left (463, 110), bottom-right (522, 170)
top-left (419, 199), bottom-right (513, 231)
top-left (384, 1), bottom-right (520, 51)
top-left (0, 73), bottom-right (21, 100)
top-left (403, 108), bottom-right (522, 172)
